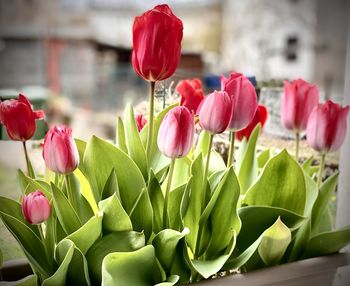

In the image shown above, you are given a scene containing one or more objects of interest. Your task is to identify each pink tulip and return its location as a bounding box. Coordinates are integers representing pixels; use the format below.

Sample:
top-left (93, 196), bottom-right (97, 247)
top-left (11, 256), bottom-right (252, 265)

top-left (281, 79), bottom-right (319, 132)
top-left (135, 114), bottom-right (147, 132)
top-left (306, 100), bottom-right (349, 153)
top-left (157, 106), bottom-right (194, 158)
top-left (221, 72), bottom-right (258, 131)
top-left (43, 125), bottom-right (79, 174)
top-left (22, 191), bottom-right (51, 224)
top-left (199, 90), bottom-right (232, 134)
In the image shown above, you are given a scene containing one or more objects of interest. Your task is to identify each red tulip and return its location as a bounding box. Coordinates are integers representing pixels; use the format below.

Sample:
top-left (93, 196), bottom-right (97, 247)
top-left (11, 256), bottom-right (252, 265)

top-left (43, 125), bottom-right (79, 174)
top-left (306, 100), bottom-right (349, 153)
top-left (176, 78), bottom-right (204, 114)
top-left (157, 106), bottom-right (194, 158)
top-left (236, 105), bottom-right (268, 141)
top-left (22, 191), bottom-right (51, 224)
top-left (199, 90), bottom-right (232, 134)
top-left (135, 114), bottom-right (147, 132)
top-left (221, 72), bottom-right (258, 131)
top-left (0, 94), bottom-right (44, 141)
top-left (132, 4), bottom-right (183, 82)
top-left (281, 79), bottom-right (319, 132)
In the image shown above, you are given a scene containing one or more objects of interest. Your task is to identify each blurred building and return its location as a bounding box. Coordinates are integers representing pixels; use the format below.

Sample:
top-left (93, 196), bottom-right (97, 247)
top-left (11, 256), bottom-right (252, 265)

top-left (0, 0), bottom-right (348, 108)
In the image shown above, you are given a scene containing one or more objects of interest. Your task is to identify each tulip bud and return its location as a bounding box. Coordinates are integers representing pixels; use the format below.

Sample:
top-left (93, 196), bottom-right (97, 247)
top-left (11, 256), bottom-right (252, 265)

top-left (0, 94), bottom-right (44, 141)
top-left (236, 105), bottom-right (269, 141)
top-left (281, 79), bottom-right (319, 132)
top-left (176, 78), bottom-right (204, 114)
top-left (132, 4), bottom-right (183, 82)
top-left (157, 106), bottom-right (194, 158)
top-left (306, 100), bottom-right (349, 153)
top-left (22, 191), bottom-right (51, 224)
top-left (135, 113), bottom-right (147, 132)
top-left (199, 90), bottom-right (232, 134)
top-left (221, 72), bottom-right (258, 131)
top-left (43, 125), bottom-right (79, 174)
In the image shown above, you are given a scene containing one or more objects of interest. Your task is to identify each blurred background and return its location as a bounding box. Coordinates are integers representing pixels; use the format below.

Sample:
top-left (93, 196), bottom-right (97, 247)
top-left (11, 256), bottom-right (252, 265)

top-left (0, 0), bottom-right (349, 263)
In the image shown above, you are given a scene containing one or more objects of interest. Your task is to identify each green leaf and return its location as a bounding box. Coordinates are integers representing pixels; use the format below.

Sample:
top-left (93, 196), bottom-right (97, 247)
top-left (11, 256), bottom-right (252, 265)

top-left (257, 149), bottom-right (271, 170)
top-left (170, 157), bottom-right (191, 191)
top-left (116, 116), bottom-right (128, 154)
top-left (258, 217), bottom-right (292, 266)
top-left (304, 173), bottom-right (319, 217)
top-left (148, 170), bottom-right (164, 234)
top-left (244, 150), bottom-right (306, 215)
top-left (101, 169), bottom-right (120, 201)
top-left (75, 138), bottom-right (87, 174)
top-left (169, 184), bottom-right (187, 231)
top-left (303, 227), bottom-right (350, 258)
top-left (152, 228), bottom-right (189, 274)
top-left (311, 172), bottom-right (339, 235)
top-left (183, 154), bottom-right (204, 253)
top-left (189, 235), bottom-right (236, 279)
top-left (86, 231), bottom-right (145, 282)
top-left (302, 156), bottom-right (318, 179)
top-left (194, 130), bottom-right (210, 159)
top-left (0, 275), bottom-right (38, 286)
top-left (208, 150), bottom-right (226, 176)
top-left (237, 124), bottom-right (260, 193)
top-left (124, 105), bottom-right (148, 179)
top-left (74, 168), bottom-right (98, 213)
top-left (82, 136), bottom-right (146, 212)
top-left (51, 183), bottom-right (82, 235)
top-left (0, 212), bottom-right (52, 279)
top-left (18, 170), bottom-right (51, 199)
top-left (99, 194), bottom-right (132, 233)
top-left (287, 219), bottom-right (311, 262)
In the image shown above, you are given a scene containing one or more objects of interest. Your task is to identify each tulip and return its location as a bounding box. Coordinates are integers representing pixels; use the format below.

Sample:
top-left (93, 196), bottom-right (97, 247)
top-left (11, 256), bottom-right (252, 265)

top-left (221, 72), bottom-right (258, 131)
top-left (132, 4), bottom-right (183, 159)
top-left (132, 4), bottom-right (183, 82)
top-left (0, 94), bottom-right (44, 141)
top-left (42, 125), bottom-right (79, 174)
top-left (176, 78), bottom-right (204, 114)
top-left (157, 106), bottom-right (194, 159)
top-left (236, 105), bottom-right (268, 141)
top-left (157, 106), bottom-right (194, 228)
top-left (198, 91), bottom-right (232, 134)
top-left (22, 191), bottom-right (51, 225)
top-left (306, 100), bottom-right (349, 187)
top-left (135, 114), bottom-right (147, 132)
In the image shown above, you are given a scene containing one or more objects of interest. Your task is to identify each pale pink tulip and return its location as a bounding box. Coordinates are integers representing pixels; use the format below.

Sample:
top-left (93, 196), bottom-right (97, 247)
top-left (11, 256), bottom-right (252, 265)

top-left (22, 191), bottom-right (51, 224)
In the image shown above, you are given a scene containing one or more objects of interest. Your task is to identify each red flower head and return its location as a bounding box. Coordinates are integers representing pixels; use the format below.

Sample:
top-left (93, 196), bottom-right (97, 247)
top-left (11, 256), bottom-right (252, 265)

top-left (176, 78), bottom-right (204, 114)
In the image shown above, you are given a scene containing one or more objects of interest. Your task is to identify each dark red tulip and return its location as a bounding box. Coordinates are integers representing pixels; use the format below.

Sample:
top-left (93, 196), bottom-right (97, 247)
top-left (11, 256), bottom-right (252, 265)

top-left (176, 78), bottom-right (204, 114)
top-left (0, 94), bottom-right (44, 141)
top-left (132, 4), bottom-right (183, 82)
top-left (236, 105), bottom-right (268, 141)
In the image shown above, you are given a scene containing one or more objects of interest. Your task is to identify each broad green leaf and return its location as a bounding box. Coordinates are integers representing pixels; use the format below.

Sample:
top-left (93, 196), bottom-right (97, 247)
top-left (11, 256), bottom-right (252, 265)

top-left (189, 235), bottom-right (236, 279)
top-left (208, 170), bottom-right (225, 196)
top-left (0, 275), bottom-right (38, 286)
top-left (303, 227), bottom-right (350, 258)
top-left (86, 231), bottom-right (145, 282)
top-left (101, 169), bottom-right (120, 201)
top-left (194, 130), bottom-right (210, 159)
top-left (170, 157), bottom-right (191, 191)
top-left (237, 124), bottom-right (261, 193)
top-left (258, 217), bottom-right (292, 266)
top-left (124, 105), bottom-right (148, 179)
top-left (152, 228), bottom-right (189, 273)
top-left (101, 245), bottom-right (164, 286)
top-left (257, 148), bottom-right (270, 170)
top-left (18, 170), bottom-right (51, 199)
top-left (154, 276), bottom-right (179, 286)
top-left (43, 240), bottom-right (74, 286)
top-left (205, 168), bottom-right (241, 257)
top-left (236, 137), bottom-right (247, 170)
top-left (244, 150), bottom-right (306, 215)
top-left (302, 156), bottom-right (318, 179)
top-left (74, 168), bottom-right (98, 213)
top-left (304, 173), bottom-right (319, 216)
top-left (75, 138), bottom-right (87, 174)
top-left (0, 212), bottom-right (53, 279)
top-left (116, 116), bottom-right (128, 154)
top-left (51, 183), bottom-right (82, 235)
top-left (311, 173), bottom-right (339, 235)
top-left (99, 194), bottom-right (132, 233)
top-left (287, 219), bottom-right (310, 262)
top-left (82, 136), bottom-right (146, 212)
top-left (169, 184), bottom-right (187, 231)
top-left (148, 170), bottom-right (164, 234)
top-left (183, 154), bottom-right (204, 253)
top-left (65, 214), bottom-right (103, 255)
top-left (208, 150), bottom-right (226, 176)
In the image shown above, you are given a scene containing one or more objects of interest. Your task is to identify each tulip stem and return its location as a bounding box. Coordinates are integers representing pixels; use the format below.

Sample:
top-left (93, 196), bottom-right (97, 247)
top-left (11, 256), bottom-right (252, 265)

top-left (227, 131), bottom-right (235, 167)
top-left (146, 81), bottom-right (156, 159)
top-left (38, 223), bottom-right (45, 241)
top-left (65, 174), bottom-right (76, 209)
top-left (163, 158), bottom-right (175, 229)
top-left (317, 153), bottom-right (326, 188)
top-left (22, 141), bottom-right (35, 178)
top-left (295, 131), bottom-right (300, 162)
top-left (203, 134), bottom-right (213, 209)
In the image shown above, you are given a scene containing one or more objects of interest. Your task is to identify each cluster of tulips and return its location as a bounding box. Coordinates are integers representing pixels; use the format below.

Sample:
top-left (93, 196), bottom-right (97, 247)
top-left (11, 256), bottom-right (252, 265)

top-left (0, 3), bottom-right (350, 285)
